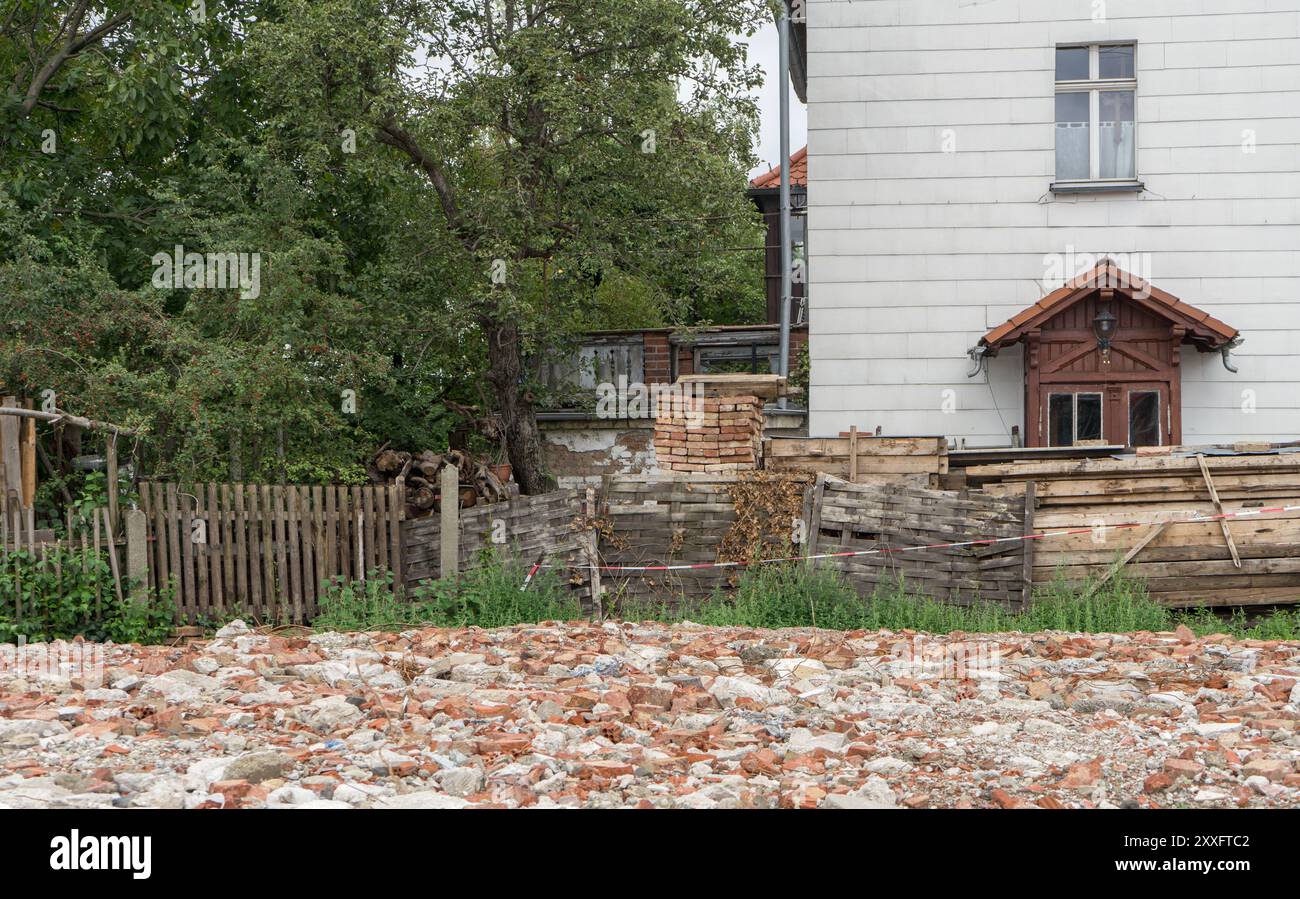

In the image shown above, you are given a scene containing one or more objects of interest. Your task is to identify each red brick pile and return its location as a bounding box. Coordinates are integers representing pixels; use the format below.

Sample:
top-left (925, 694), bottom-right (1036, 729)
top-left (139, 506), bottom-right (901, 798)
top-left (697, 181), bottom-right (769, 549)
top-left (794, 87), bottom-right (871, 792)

top-left (654, 394), bottom-right (763, 473)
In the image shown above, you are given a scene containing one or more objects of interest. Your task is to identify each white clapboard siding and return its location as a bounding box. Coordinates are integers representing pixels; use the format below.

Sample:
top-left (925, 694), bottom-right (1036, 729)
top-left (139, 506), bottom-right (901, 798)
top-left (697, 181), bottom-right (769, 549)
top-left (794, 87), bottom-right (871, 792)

top-left (806, 0), bottom-right (1300, 446)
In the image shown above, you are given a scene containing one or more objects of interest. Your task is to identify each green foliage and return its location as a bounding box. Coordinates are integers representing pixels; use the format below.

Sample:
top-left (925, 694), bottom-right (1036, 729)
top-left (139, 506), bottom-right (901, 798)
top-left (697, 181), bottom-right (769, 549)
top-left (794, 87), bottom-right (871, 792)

top-left (1, 1), bottom-right (771, 487)
top-left (312, 554), bottom-right (580, 631)
top-left (0, 546), bottom-right (175, 644)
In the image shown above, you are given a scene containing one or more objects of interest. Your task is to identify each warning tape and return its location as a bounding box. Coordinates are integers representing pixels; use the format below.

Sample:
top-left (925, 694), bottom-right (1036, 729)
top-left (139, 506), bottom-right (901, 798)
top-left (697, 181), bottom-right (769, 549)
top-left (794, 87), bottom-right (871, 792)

top-left (523, 501), bottom-right (1300, 577)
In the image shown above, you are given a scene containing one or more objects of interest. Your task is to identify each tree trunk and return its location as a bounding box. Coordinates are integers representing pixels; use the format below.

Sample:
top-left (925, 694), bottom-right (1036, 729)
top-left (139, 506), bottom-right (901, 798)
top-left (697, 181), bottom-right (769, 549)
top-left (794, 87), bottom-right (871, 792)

top-left (484, 318), bottom-right (548, 495)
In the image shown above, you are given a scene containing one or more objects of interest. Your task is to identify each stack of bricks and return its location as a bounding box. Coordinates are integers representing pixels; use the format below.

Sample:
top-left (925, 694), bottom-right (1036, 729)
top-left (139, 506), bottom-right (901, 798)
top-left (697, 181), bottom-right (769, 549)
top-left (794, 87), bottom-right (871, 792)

top-left (654, 394), bottom-right (764, 473)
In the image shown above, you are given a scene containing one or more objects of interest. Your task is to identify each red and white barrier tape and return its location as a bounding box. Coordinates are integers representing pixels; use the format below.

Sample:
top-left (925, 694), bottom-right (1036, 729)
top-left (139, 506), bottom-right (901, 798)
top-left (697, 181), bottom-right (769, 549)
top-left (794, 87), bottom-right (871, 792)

top-left (520, 501), bottom-right (1300, 579)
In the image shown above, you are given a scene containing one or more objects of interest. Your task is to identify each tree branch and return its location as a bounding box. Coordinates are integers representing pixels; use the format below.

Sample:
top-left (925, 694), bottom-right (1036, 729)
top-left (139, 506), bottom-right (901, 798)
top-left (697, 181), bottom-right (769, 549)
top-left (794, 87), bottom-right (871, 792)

top-left (18, 5), bottom-right (132, 117)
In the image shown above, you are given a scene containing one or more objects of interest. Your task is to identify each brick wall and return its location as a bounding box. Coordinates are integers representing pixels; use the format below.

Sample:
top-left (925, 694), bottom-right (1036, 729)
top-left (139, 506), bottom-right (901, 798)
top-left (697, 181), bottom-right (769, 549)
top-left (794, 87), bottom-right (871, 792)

top-left (643, 331), bottom-right (671, 385)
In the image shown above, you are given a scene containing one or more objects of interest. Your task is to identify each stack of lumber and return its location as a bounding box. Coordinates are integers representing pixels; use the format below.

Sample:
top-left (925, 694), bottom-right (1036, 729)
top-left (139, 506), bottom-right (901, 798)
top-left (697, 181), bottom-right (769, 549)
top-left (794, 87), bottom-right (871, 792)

top-left (370, 447), bottom-right (512, 518)
top-left (765, 434), bottom-right (949, 487)
top-left (969, 452), bottom-right (1300, 608)
top-left (654, 395), bottom-right (764, 474)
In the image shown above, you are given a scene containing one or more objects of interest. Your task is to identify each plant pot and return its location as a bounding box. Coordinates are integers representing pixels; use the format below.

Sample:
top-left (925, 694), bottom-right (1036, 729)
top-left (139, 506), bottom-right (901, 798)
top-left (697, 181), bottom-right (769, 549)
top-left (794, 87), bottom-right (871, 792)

top-left (489, 463), bottom-right (512, 483)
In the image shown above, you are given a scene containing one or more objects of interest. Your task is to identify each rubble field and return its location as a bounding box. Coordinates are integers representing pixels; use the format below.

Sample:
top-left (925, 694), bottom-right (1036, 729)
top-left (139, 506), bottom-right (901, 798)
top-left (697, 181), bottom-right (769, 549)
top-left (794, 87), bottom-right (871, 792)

top-left (1, 619), bottom-right (1298, 809)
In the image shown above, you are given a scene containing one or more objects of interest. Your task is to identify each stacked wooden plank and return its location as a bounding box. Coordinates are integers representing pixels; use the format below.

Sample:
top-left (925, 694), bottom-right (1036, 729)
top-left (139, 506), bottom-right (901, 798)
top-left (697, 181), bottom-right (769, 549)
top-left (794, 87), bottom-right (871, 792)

top-left (765, 435), bottom-right (949, 486)
top-left (654, 395), bottom-right (764, 474)
top-left (809, 476), bottom-right (1030, 607)
top-left (968, 453), bottom-right (1300, 607)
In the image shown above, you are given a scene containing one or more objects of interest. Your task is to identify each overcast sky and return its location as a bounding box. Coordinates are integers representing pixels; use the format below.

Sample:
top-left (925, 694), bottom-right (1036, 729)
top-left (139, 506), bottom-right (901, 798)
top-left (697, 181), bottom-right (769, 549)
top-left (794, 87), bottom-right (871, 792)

top-left (741, 19), bottom-right (808, 180)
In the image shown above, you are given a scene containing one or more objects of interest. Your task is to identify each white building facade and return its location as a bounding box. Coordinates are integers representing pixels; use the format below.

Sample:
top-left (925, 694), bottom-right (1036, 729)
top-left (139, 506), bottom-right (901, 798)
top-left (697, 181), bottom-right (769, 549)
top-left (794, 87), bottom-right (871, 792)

top-left (804, 0), bottom-right (1300, 447)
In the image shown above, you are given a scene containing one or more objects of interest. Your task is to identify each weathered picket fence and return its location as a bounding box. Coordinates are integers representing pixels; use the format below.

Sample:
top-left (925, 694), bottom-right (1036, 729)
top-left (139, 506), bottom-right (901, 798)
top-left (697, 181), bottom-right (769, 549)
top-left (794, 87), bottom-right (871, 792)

top-left (137, 482), bottom-right (405, 624)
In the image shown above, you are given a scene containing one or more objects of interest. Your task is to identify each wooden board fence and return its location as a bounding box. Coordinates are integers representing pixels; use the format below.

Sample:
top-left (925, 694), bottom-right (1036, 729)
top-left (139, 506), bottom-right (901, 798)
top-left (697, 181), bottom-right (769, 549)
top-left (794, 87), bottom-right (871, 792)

top-left (138, 482), bottom-right (404, 624)
top-left (593, 474), bottom-right (1030, 610)
top-left (401, 488), bottom-right (591, 610)
top-left (808, 476), bottom-right (1030, 607)
top-left (598, 475), bottom-right (743, 609)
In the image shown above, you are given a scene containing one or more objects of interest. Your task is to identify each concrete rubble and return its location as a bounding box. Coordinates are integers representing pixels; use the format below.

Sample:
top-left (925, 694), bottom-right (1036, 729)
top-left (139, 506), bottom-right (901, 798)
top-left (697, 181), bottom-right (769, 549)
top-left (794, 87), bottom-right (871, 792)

top-left (1, 618), bottom-right (1298, 809)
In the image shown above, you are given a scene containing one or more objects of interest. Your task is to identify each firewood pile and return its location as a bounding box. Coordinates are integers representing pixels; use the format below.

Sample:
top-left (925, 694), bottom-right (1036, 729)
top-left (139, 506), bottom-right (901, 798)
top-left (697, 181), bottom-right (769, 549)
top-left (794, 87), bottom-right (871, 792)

top-left (369, 447), bottom-right (513, 518)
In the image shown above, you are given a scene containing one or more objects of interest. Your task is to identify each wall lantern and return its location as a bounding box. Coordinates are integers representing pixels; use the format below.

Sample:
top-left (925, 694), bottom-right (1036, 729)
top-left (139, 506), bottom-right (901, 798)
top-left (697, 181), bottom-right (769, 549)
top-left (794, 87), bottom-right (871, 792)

top-left (1093, 306), bottom-right (1118, 361)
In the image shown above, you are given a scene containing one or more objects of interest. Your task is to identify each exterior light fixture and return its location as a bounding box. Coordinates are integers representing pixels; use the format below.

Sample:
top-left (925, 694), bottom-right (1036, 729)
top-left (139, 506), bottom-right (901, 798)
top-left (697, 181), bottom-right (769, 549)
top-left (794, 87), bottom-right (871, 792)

top-left (1093, 306), bottom-right (1118, 361)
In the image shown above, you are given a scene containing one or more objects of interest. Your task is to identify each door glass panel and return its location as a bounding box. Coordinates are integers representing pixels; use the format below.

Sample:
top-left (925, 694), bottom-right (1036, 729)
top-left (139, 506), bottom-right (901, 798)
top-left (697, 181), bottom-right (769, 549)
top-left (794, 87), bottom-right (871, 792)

top-left (1077, 393), bottom-right (1103, 441)
top-left (1049, 394), bottom-right (1074, 446)
top-left (1129, 391), bottom-right (1161, 447)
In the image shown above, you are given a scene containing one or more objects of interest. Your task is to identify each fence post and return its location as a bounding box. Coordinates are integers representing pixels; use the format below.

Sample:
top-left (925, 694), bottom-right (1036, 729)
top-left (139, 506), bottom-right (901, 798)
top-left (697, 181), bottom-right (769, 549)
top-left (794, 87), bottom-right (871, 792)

top-left (440, 464), bottom-right (459, 578)
top-left (125, 508), bottom-right (148, 604)
top-left (1021, 481), bottom-right (1036, 608)
top-left (584, 486), bottom-right (602, 620)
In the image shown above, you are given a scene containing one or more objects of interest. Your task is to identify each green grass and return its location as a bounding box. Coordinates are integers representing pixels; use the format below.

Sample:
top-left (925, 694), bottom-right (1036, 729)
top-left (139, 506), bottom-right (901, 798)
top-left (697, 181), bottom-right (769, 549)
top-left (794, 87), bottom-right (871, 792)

top-left (611, 563), bottom-right (1300, 640)
top-left (307, 553), bottom-right (1300, 641)
top-left (311, 552), bottom-right (581, 631)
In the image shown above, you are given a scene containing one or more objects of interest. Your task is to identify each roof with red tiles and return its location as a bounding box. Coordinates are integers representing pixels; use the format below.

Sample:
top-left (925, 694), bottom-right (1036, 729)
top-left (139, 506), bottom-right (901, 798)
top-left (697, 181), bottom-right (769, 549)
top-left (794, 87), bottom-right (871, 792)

top-left (979, 260), bottom-right (1239, 353)
top-left (750, 146), bottom-right (807, 189)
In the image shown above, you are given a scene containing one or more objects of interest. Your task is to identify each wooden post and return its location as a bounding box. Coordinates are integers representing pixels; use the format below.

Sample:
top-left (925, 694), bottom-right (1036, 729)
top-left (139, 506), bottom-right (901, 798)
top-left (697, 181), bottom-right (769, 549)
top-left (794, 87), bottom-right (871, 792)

top-left (20, 399), bottom-right (35, 508)
top-left (805, 473), bottom-right (826, 569)
top-left (0, 396), bottom-right (21, 507)
top-left (1020, 480), bottom-right (1036, 607)
top-left (125, 508), bottom-right (148, 604)
top-left (440, 464), bottom-right (459, 579)
top-left (101, 507), bottom-right (125, 605)
top-left (105, 436), bottom-right (119, 530)
top-left (848, 425), bottom-right (858, 484)
top-left (584, 486), bottom-right (602, 620)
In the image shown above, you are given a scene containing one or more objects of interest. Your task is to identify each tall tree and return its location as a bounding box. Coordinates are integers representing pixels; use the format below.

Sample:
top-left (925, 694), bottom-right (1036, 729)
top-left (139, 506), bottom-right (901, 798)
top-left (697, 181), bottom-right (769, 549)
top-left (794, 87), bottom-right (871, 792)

top-left (251, 0), bottom-right (768, 493)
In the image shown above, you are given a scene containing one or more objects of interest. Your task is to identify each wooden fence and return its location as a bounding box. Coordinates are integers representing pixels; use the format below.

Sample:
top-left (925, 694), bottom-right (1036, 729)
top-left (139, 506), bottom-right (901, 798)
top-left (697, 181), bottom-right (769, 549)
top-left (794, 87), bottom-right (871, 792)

top-left (808, 475), bottom-right (1031, 607)
top-left (137, 482), bottom-right (405, 624)
top-left (593, 473), bottom-right (1030, 610)
top-left (598, 475), bottom-right (744, 605)
top-left (401, 487), bottom-right (593, 609)
top-left (6, 472), bottom-right (1035, 625)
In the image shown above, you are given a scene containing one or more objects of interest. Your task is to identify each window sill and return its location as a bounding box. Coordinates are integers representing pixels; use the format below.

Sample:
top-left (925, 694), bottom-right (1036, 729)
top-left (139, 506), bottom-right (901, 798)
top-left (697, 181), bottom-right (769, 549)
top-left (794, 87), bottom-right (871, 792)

top-left (1050, 180), bottom-right (1145, 195)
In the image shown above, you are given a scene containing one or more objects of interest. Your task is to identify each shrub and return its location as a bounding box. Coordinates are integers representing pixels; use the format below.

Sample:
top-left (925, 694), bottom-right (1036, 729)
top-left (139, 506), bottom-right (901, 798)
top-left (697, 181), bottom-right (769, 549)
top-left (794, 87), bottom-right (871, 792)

top-left (0, 546), bottom-right (175, 644)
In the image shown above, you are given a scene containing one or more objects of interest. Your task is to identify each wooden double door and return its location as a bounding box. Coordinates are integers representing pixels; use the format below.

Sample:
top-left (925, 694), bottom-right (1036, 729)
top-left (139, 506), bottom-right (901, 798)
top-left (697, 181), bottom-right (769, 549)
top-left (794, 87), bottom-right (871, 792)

top-left (1039, 379), bottom-right (1171, 448)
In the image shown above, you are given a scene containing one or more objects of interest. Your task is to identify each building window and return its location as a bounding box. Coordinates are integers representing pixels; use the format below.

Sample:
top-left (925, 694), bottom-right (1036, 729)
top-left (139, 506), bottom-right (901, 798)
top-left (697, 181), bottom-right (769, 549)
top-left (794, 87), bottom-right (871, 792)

top-left (1128, 391), bottom-right (1162, 447)
top-left (1049, 392), bottom-right (1103, 446)
top-left (1054, 43), bottom-right (1138, 189)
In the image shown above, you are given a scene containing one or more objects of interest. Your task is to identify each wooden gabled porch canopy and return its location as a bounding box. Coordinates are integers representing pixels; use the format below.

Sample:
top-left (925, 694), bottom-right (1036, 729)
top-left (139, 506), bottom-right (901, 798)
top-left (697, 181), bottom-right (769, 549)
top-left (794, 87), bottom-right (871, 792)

top-left (972, 261), bottom-right (1241, 448)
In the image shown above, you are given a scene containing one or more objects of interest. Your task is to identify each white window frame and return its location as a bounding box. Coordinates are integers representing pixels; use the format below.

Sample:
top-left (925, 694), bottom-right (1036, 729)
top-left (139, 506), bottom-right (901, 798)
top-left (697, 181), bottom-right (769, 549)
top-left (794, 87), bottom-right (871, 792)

top-left (1053, 43), bottom-right (1141, 192)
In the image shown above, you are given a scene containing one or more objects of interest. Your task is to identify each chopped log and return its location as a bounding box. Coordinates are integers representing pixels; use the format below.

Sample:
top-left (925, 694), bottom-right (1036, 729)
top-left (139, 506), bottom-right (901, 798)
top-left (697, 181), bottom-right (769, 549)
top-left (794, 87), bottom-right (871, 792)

top-left (375, 449), bottom-right (406, 474)
top-left (408, 486), bottom-right (435, 511)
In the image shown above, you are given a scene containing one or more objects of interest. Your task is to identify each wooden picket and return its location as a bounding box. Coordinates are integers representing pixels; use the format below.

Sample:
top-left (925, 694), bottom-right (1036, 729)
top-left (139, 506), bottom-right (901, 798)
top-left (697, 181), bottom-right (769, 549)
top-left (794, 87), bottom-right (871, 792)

top-left (139, 481), bottom-right (405, 624)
